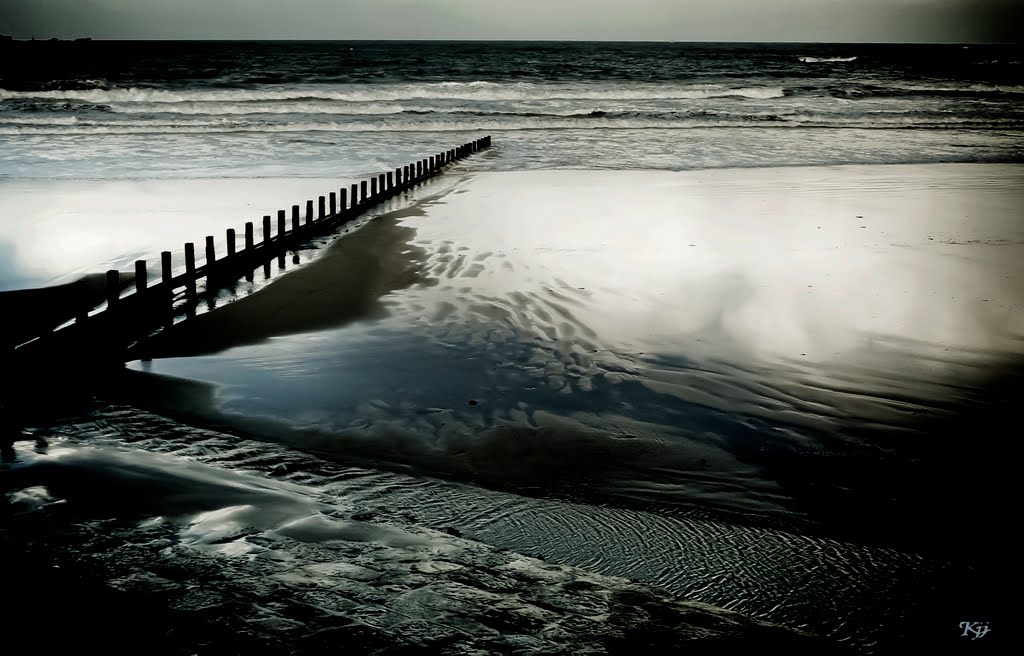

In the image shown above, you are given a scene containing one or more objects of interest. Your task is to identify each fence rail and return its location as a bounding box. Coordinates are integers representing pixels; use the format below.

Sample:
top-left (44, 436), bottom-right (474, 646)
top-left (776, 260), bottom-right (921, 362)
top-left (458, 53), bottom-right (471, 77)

top-left (11, 136), bottom-right (492, 363)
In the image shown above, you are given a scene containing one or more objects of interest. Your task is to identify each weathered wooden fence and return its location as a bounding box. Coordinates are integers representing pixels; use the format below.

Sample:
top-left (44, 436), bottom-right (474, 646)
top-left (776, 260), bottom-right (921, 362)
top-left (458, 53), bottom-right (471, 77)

top-left (11, 136), bottom-right (492, 363)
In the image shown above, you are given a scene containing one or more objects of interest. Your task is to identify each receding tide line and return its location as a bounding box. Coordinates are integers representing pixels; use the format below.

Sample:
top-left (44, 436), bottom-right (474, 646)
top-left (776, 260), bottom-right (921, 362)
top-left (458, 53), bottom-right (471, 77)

top-left (11, 136), bottom-right (493, 364)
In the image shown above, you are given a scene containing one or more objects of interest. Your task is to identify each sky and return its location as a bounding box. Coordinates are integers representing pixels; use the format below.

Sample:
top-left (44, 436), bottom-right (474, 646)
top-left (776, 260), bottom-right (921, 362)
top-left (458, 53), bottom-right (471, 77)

top-left (0, 0), bottom-right (1020, 42)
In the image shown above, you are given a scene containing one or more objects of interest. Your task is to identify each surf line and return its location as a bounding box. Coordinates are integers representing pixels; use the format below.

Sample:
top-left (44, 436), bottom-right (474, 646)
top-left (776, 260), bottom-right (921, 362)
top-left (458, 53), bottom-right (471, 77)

top-left (8, 136), bottom-right (493, 366)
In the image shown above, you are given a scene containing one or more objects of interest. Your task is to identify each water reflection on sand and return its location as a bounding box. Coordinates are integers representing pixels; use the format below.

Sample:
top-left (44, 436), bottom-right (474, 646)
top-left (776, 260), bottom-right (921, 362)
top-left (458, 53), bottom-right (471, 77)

top-left (128, 165), bottom-right (1021, 550)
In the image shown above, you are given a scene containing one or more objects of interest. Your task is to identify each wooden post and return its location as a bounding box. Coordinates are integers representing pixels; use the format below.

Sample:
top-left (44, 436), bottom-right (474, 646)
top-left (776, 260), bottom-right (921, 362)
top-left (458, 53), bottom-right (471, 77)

top-left (329, 192), bottom-right (337, 216)
top-left (318, 196), bottom-right (326, 220)
top-left (361, 180), bottom-right (368, 203)
top-left (395, 168), bottom-right (402, 187)
top-left (161, 251), bottom-right (173, 286)
top-left (339, 188), bottom-right (347, 212)
top-left (227, 228), bottom-right (236, 258)
top-left (403, 165), bottom-right (410, 184)
top-left (245, 222), bottom-right (255, 251)
top-left (386, 171), bottom-right (393, 191)
top-left (160, 251), bottom-right (173, 324)
top-left (292, 205), bottom-right (300, 232)
top-left (135, 260), bottom-right (147, 294)
top-left (305, 200), bottom-right (314, 225)
top-left (184, 243), bottom-right (197, 298)
top-left (416, 161), bottom-right (422, 178)
top-left (429, 156), bottom-right (435, 171)
top-left (262, 215), bottom-right (271, 245)
top-left (351, 183), bottom-right (359, 207)
top-left (205, 235), bottom-right (216, 267)
top-left (106, 269), bottom-right (120, 307)
top-left (370, 177), bottom-right (377, 198)
top-left (378, 173), bottom-right (385, 194)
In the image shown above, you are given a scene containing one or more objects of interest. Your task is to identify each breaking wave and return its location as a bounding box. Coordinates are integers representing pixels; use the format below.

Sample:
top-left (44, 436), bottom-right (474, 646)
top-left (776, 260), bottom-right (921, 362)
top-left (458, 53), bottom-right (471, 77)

top-left (798, 56), bottom-right (859, 63)
top-left (0, 83), bottom-right (789, 104)
top-left (1, 111), bottom-right (1020, 135)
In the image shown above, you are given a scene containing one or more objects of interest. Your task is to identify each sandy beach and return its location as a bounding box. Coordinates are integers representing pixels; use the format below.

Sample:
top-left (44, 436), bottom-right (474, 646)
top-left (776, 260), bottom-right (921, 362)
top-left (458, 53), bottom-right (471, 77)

top-left (0, 161), bottom-right (1017, 653)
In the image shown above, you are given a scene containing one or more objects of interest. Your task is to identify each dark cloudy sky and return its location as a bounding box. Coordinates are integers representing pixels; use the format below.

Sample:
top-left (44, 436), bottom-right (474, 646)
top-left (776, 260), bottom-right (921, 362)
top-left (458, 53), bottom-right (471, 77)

top-left (1, 0), bottom-right (1020, 42)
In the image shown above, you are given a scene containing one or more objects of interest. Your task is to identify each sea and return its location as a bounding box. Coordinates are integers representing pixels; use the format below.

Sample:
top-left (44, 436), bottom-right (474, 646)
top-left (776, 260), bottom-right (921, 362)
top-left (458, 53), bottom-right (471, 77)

top-left (1, 41), bottom-right (1022, 654)
top-left (1, 41), bottom-right (1023, 179)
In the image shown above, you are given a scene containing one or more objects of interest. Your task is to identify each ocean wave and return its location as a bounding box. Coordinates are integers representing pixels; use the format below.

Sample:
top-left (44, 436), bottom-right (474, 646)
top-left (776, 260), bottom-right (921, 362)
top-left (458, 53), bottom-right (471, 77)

top-left (832, 81), bottom-right (1024, 98)
top-left (1, 112), bottom-right (1019, 135)
top-left (799, 56), bottom-right (858, 63)
top-left (0, 83), bottom-right (789, 104)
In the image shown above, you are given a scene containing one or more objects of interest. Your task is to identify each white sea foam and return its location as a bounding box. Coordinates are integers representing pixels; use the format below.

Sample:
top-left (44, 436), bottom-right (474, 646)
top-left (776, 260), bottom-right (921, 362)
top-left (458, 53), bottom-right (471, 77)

top-left (0, 83), bottom-right (788, 104)
top-left (798, 56), bottom-right (858, 63)
top-left (0, 112), bottom-right (1015, 136)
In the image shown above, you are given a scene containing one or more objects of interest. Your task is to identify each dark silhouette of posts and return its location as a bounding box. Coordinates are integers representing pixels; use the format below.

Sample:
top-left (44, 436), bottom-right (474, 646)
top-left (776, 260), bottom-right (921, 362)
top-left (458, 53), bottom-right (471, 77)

top-left (105, 270), bottom-right (119, 307)
top-left (244, 222), bottom-right (255, 282)
top-left (161, 251), bottom-right (173, 287)
top-left (135, 260), bottom-right (147, 295)
top-left (160, 250), bottom-right (173, 325)
top-left (184, 243), bottom-right (197, 298)
top-left (19, 137), bottom-right (495, 362)
top-left (276, 211), bottom-right (287, 268)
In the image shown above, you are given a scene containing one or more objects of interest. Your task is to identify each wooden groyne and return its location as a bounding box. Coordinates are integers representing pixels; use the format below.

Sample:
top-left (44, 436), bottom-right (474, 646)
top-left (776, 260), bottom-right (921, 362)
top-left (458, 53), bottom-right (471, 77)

top-left (9, 136), bottom-right (492, 366)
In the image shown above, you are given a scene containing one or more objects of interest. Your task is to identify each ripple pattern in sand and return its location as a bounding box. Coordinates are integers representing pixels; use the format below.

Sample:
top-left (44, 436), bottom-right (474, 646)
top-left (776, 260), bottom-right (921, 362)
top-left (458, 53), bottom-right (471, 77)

top-left (32, 405), bottom-right (956, 653)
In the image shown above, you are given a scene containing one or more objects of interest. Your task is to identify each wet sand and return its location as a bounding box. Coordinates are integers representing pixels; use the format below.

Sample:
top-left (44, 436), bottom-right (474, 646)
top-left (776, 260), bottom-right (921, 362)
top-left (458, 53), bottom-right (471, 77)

top-left (128, 165), bottom-right (1024, 543)
top-left (5, 163), bottom-right (1020, 653)
top-left (1, 439), bottom-right (834, 655)
top-left (0, 177), bottom-right (357, 291)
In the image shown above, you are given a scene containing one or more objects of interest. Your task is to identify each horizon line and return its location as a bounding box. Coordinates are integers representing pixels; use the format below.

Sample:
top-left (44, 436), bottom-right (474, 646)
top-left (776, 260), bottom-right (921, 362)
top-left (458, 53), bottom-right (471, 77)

top-left (2, 36), bottom-right (1017, 46)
